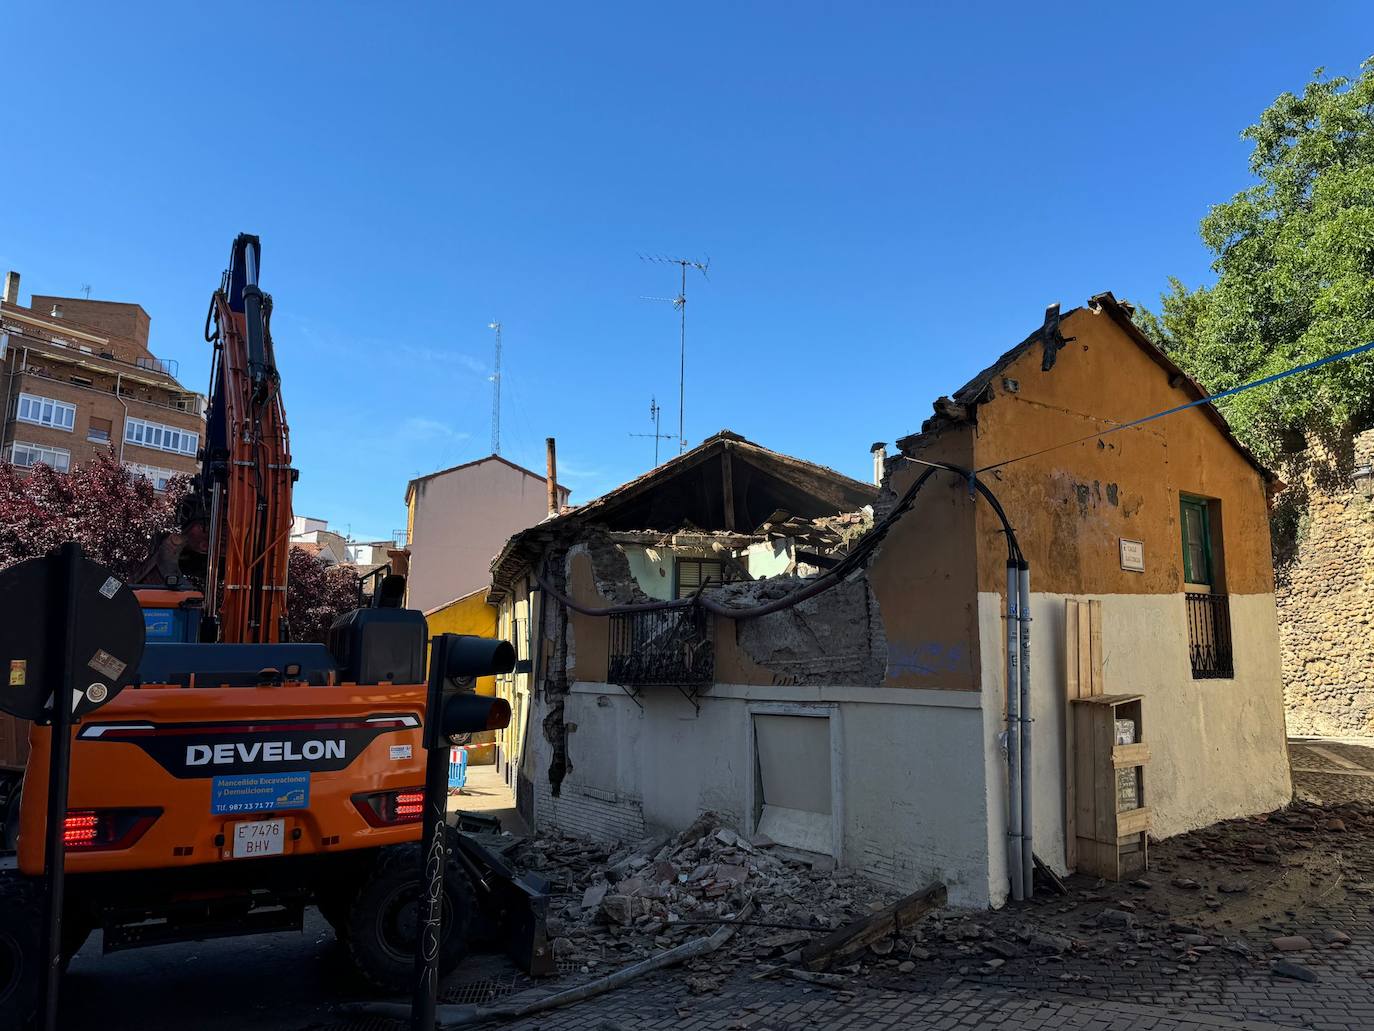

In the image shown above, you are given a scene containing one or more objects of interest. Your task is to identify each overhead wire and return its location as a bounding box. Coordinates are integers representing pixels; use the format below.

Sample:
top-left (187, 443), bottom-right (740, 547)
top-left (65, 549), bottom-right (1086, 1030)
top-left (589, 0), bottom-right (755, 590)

top-left (976, 337), bottom-right (1374, 474)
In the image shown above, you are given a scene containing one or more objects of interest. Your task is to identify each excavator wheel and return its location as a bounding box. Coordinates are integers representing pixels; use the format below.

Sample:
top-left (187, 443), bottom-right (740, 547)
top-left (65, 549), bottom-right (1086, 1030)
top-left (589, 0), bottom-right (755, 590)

top-left (345, 842), bottom-right (476, 992)
top-left (0, 872), bottom-right (42, 1029)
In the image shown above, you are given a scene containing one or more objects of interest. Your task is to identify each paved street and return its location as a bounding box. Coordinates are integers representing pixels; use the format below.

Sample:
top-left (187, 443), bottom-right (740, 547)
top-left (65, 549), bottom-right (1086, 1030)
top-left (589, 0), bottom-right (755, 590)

top-left (58, 743), bottom-right (1374, 1030)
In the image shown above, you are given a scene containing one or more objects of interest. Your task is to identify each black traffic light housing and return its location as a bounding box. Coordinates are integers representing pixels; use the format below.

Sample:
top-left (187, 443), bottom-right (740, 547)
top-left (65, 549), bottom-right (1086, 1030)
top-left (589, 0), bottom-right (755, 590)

top-left (413, 632), bottom-right (517, 1031)
top-left (422, 634), bottom-right (515, 749)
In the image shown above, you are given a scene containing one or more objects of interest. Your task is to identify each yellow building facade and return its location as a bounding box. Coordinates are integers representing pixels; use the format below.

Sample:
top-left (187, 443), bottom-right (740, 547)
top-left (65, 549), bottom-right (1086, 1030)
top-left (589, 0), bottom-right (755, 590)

top-left (423, 588), bottom-right (500, 765)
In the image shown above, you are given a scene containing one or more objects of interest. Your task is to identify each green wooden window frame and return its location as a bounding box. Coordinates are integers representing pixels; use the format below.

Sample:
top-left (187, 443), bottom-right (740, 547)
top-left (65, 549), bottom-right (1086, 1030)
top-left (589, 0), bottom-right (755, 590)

top-left (1180, 497), bottom-right (1213, 586)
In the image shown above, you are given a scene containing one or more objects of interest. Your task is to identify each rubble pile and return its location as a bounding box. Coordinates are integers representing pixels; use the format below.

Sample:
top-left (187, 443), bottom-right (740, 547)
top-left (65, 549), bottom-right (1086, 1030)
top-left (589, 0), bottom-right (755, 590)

top-left (884, 798), bottom-right (1374, 989)
top-left (500, 796), bottom-right (1372, 1000)
top-left (513, 812), bottom-right (897, 978)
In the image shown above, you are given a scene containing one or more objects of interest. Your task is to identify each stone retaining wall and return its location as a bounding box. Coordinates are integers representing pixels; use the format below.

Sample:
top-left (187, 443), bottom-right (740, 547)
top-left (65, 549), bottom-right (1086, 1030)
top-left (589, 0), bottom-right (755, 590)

top-left (1278, 429), bottom-right (1374, 737)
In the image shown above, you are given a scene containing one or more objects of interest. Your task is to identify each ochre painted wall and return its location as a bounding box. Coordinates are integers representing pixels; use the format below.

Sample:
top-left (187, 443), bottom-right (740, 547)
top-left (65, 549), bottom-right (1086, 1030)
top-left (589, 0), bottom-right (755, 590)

top-left (870, 426), bottom-right (983, 691)
top-left (425, 590), bottom-right (500, 764)
top-left (969, 307), bottom-right (1274, 598)
top-left (568, 551), bottom-right (611, 683)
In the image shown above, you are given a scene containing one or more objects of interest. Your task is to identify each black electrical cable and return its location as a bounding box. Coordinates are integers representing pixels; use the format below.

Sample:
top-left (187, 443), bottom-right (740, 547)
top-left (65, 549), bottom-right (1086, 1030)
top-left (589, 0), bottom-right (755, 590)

top-left (532, 459), bottom-right (1023, 622)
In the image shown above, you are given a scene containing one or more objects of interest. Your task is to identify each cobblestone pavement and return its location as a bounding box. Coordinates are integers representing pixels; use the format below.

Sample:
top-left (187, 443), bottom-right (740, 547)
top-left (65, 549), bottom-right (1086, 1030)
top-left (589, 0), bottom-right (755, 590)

top-left (502, 981), bottom-right (1313, 1031)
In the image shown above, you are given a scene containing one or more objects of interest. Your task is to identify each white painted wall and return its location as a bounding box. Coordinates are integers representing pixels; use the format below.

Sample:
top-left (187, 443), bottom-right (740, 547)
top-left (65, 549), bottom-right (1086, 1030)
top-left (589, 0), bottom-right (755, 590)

top-left (743, 539), bottom-right (793, 579)
top-left (535, 681), bottom-right (995, 908)
top-left (976, 590), bottom-right (1292, 896)
top-left (621, 543), bottom-right (755, 600)
top-left (622, 545), bottom-right (677, 600)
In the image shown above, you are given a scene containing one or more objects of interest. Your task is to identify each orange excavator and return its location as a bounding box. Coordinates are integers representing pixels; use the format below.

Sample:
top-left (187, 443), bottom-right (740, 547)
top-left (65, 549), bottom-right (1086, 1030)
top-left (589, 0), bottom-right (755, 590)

top-left (0, 236), bottom-right (541, 1026)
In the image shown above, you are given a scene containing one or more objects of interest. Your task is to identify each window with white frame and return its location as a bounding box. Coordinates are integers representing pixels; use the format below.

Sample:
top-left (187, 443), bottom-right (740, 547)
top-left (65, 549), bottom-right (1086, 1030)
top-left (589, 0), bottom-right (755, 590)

top-left (11, 441), bottom-right (71, 473)
top-left (16, 392), bottom-right (76, 432)
top-left (124, 462), bottom-right (180, 492)
top-left (124, 416), bottom-right (198, 456)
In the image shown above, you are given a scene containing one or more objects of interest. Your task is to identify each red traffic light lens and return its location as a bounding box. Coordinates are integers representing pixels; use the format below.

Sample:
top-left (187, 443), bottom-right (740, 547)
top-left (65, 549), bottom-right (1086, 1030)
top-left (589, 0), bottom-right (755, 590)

top-left (440, 694), bottom-right (512, 735)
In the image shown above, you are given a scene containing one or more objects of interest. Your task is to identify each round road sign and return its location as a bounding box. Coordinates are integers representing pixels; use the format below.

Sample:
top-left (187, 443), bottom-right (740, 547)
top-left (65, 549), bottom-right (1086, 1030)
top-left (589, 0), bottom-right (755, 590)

top-left (0, 553), bottom-right (146, 722)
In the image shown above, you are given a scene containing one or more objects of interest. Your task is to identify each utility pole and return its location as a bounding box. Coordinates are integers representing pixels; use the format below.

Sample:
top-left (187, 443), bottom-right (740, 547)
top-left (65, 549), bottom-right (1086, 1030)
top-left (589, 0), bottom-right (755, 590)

top-left (629, 396), bottom-right (674, 466)
top-left (488, 320), bottom-right (502, 456)
top-left (640, 255), bottom-right (709, 453)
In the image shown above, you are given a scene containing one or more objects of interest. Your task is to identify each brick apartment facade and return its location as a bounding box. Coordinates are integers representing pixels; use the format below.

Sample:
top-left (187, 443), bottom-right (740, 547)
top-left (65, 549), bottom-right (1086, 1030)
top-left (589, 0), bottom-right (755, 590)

top-left (0, 271), bottom-right (205, 489)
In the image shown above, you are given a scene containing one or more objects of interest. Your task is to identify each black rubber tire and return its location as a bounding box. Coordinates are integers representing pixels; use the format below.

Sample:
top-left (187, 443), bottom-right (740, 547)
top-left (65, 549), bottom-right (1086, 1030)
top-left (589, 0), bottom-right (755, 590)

top-left (344, 842), bottom-right (475, 993)
top-left (0, 872), bottom-right (42, 1030)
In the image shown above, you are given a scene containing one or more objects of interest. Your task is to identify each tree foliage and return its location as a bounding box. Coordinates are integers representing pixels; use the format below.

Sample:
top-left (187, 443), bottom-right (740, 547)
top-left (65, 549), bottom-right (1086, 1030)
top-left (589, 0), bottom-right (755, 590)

top-left (0, 450), bottom-right (189, 579)
top-left (285, 546), bottom-right (360, 643)
top-left (1140, 59), bottom-right (1374, 462)
top-left (0, 451), bottom-right (358, 642)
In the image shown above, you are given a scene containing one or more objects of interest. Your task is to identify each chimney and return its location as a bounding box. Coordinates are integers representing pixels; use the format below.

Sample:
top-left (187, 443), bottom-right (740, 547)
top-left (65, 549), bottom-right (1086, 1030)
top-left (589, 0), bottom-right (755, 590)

top-left (545, 437), bottom-right (559, 517)
top-left (870, 442), bottom-right (888, 486)
top-left (49, 303), bottom-right (62, 318)
top-left (2, 271), bottom-right (17, 305)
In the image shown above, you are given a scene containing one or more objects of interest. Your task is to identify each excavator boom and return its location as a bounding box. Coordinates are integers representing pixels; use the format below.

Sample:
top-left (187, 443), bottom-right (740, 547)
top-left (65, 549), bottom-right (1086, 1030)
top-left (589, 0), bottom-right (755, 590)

top-left (200, 234), bottom-right (295, 643)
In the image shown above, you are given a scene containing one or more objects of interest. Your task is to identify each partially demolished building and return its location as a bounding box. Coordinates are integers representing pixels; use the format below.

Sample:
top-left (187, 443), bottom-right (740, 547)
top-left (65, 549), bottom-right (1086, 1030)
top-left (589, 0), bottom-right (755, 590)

top-left (487, 295), bottom-right (1292, 908)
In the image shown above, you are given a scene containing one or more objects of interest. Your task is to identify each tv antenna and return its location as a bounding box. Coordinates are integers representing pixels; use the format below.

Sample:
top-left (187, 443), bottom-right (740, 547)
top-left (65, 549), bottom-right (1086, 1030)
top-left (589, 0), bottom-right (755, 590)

top-left (629, 396), bottom-right (674, 467)
top-left (80, 284), bottom-right (92, 299)
top-left (639, 254), bottom-right (709, 453)
top-left (488, 320), bottom-right (502, 455)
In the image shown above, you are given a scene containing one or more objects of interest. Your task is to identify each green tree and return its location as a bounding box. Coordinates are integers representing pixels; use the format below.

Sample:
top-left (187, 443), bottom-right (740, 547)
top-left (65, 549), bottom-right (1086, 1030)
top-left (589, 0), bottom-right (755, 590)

top-left (1141, 58), bottom-right (1374, 462)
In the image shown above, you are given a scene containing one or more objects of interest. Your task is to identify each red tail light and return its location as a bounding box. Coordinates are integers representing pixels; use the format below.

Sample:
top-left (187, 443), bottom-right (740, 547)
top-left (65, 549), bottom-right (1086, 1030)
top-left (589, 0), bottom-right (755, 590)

top-left (352, 788), bottom-right (426, 827)
top-left (63, 808), bottom-right (161, 851)
top-left (63, 812), bottom-right (99, 847)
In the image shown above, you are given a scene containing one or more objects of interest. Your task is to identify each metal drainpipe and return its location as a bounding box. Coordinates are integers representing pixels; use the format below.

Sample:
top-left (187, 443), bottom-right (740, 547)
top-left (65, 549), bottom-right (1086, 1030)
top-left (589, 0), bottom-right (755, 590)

top-left (1018, 561), bottom-right (1033, 896)
top-left (1006, 560), bottom-right (1023, 902)
top-left (115, 372), bottom-right (129, 463)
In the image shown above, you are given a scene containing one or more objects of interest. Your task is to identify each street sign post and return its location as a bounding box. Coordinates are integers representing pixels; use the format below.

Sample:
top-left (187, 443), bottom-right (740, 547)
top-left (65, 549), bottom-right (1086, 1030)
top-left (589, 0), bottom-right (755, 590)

top-left (0, 544), bottom-right (146, 1031)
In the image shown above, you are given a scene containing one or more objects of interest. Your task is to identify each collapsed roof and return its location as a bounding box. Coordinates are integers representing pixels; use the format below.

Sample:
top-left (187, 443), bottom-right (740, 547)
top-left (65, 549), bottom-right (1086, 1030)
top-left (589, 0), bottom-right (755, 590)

top-left (488, 430), bottom-right (877, 598)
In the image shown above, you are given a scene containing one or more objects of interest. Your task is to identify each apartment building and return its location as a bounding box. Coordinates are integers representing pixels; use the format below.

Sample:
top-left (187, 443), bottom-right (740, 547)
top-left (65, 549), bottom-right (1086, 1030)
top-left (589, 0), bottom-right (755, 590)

top-left (0, 271), bottom-right (205, 488)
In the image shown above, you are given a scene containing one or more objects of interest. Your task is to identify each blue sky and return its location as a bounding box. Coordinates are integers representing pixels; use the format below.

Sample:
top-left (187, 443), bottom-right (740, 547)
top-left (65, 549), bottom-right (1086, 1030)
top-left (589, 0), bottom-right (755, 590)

top-left (2, 4), bottom-right (1369, 540)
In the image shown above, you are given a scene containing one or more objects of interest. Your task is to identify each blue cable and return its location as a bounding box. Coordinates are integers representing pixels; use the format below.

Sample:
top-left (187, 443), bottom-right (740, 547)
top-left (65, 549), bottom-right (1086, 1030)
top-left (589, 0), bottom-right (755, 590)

top-left (976, 338), bottom-right (1374, 473)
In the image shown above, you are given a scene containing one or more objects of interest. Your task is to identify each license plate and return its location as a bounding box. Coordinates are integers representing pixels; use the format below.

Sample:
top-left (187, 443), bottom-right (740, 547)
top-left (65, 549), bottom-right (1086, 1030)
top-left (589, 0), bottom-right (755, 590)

top-left (231, 818), bottom-right (286, 859)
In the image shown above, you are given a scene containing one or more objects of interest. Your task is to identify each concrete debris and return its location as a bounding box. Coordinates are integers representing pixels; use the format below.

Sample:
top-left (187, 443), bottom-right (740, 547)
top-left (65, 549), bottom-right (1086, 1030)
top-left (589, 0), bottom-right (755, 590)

top-left (1271, 936), bottom-right (1312, 952)
top-left (1271, 959), bottom-right (1320, 982)
top-left (511, 812), bottom-right (903, 975)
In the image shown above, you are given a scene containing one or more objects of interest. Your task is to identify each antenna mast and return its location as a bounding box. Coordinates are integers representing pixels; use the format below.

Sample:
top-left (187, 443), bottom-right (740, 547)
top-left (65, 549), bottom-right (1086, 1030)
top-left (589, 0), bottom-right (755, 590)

top-left (640, 254), bottom-right (709, 453)
top-left (629, 395), bottom-right (674, 466)
top-left (488, 320), bottom-right (502, 455)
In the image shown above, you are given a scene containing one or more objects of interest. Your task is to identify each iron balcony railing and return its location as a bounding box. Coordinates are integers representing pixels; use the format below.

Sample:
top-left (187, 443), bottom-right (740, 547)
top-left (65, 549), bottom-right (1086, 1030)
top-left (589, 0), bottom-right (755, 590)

top-left (1186, 592), bottom-right (1234, 679)
top-left (609, 607), bottom-right (714, 686)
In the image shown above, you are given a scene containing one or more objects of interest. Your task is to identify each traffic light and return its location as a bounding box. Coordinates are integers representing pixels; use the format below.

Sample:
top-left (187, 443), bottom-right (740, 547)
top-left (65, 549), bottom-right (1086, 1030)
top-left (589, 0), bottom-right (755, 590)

top-left (414, 632), bottom-right (518, 1029)
top-left (423, 634), bottom-right (515, 748)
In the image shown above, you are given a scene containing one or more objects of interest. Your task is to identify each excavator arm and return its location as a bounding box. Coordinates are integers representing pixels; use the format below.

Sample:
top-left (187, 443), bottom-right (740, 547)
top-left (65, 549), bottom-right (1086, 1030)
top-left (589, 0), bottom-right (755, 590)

top-left (200, 234), bottom-right (296, 643)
